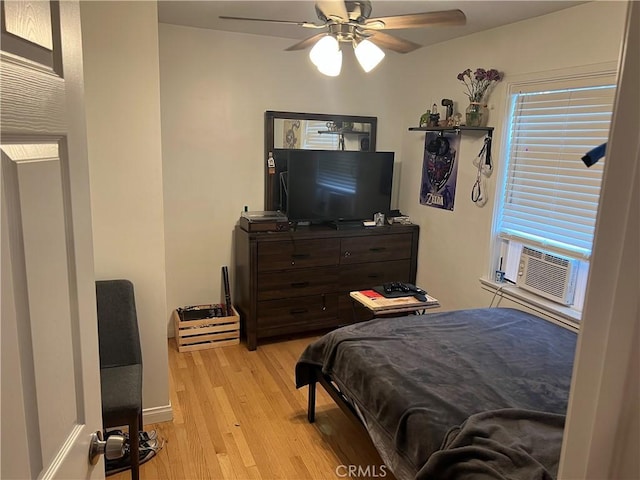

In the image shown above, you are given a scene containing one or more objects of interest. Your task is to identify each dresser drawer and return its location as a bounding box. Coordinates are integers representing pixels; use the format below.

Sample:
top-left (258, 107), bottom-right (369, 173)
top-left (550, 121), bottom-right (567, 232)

top-left (257, 266), bottom-right (338, 301)
top-left (341, 234), bottom-right (413, 264)
top-left (257, 294), bottom-right (339, 334)
top-left (258, 238), bottom-right (340, 271)
top-left (339, 259), bottom-right (412, 292)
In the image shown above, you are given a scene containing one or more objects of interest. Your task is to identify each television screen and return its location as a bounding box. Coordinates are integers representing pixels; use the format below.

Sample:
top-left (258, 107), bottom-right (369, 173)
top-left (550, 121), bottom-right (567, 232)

top-left (285, 150), bottom-right (394, 223)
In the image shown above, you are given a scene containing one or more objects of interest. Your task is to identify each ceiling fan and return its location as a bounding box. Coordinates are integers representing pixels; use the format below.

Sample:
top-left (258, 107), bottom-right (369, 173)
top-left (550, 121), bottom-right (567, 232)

top-left (220, 0), bottom-right (466, 75)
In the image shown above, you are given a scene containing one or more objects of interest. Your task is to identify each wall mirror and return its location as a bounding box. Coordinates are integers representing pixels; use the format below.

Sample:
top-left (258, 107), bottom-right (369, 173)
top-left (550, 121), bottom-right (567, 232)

top-left (264, 110), bottom-right (377, 211)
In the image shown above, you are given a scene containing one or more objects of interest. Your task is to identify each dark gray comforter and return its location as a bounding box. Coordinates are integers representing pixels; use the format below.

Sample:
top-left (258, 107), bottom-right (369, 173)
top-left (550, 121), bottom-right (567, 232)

top-left (295, 308), bottom-right (577, 479)
top-left (417, 408), bottom-right (565, 479)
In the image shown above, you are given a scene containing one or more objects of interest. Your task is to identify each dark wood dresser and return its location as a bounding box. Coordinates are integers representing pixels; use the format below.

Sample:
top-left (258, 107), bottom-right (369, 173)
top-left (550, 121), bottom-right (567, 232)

top-left (234, 223), bottom-right (419, 350)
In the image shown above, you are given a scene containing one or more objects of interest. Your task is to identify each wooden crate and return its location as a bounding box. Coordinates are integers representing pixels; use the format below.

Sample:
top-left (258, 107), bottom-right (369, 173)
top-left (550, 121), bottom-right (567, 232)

top-left (173, 304), bottom-right (240, 352)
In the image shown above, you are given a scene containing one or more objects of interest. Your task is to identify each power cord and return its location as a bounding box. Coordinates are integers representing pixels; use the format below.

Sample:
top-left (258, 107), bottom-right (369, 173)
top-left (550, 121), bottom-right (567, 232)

top-left (279, 171), bottom-right (288, 212)
top-left (489, 279), bottom-right (516, 308)
top-left (489, 285), bottom-right (504, 308)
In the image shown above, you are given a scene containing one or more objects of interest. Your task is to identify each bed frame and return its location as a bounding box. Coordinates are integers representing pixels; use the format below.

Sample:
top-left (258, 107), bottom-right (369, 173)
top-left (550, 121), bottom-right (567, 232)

top-left (306, 366), bottom-right (366, 431)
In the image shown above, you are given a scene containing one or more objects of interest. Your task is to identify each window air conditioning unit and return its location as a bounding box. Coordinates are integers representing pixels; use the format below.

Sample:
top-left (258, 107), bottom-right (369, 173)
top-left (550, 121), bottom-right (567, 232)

top-left (517, 246), bottom-right (579, 305)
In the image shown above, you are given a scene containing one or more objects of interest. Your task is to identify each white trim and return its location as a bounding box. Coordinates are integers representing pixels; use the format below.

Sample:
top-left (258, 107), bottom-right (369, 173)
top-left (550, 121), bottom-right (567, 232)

top-left (479, 277), bottom-right (580, 330)
top-left (143, 403), bottom-right (173, 425)
top-left (499, 62), bottom-right (618, 88)
top-left (559, 2), bottom-right (640, 477)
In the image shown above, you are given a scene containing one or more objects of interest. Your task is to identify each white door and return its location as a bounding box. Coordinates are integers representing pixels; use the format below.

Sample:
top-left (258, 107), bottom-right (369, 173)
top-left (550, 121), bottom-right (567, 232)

top-left (1, 1), bottom-right (104, 479)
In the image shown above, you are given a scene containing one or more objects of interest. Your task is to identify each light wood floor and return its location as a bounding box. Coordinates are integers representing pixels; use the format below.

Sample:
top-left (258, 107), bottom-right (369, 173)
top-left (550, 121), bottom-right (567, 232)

top-left (111, 336), bottom-right (394, 480)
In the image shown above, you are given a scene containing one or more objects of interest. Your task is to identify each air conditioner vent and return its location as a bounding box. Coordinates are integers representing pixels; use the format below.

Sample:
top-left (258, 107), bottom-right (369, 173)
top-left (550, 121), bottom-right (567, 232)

top-left (522, 246), bottom-right (543, 260)
top-left (517, 247), bottom-right (578, 305)
top-left (544, 253), bottom-right (570, 267)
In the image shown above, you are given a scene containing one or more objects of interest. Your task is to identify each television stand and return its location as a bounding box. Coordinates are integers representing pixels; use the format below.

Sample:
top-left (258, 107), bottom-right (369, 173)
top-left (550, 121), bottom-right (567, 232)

top-left (234, 223), bottom-right (420, 350)
top-left (328, 220), bottom-right (367, 230)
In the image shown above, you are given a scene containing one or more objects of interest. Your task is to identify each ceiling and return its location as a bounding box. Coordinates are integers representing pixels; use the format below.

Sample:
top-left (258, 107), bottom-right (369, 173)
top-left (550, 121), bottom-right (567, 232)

top-left (157, 1), bottom-right (586, 50)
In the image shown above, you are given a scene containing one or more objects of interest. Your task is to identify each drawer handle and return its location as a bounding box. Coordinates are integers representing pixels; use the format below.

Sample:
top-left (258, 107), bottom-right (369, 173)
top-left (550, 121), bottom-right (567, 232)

top-left (290, 308), bottom-right (308, 315)
top-left (369, 247), bottom-right (386, 252)
top-left (367, 274), bottom-right (380, 278)
top-left (291, 281), bottom-right (309, 288)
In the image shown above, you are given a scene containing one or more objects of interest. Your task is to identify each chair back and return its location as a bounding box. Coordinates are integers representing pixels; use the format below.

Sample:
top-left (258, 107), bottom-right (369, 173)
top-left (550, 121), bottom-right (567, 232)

top-left (96, 279), bottom-right (142, 369)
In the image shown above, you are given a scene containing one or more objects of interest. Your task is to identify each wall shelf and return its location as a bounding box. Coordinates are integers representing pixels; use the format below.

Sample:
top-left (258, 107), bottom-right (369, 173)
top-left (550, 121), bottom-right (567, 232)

top-left (318, 130), bottom-right (370, 135)
top-left (408, 126), bottom-right (494, 133)
top-left (409, 126), bottom-right (494, 162)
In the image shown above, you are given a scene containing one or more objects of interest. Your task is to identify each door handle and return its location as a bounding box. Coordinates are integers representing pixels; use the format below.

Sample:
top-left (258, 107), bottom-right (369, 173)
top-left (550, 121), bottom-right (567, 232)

top-left (89, 431), bottom-right (125, 465)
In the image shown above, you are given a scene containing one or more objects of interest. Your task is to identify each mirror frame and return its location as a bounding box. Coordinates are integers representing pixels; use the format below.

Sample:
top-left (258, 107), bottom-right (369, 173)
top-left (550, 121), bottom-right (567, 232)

top-left (264, 110), bottom-right (378, 211)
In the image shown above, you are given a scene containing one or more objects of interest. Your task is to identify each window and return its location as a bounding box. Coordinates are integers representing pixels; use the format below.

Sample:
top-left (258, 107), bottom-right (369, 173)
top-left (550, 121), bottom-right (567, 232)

top-left (493, 73), bottom-right (616, 312)
top-left (301, 120), bottom-right (339, 150)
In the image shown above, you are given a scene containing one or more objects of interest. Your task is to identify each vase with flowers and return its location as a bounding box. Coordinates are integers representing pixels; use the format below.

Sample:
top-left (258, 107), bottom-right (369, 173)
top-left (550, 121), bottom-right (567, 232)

top-left (457, 68), bottom-right (502, 127)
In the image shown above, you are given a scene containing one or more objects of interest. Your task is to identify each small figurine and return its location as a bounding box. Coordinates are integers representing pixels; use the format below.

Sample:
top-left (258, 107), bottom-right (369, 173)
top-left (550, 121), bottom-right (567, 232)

top-left (419, 110), bottom-right (431, 127)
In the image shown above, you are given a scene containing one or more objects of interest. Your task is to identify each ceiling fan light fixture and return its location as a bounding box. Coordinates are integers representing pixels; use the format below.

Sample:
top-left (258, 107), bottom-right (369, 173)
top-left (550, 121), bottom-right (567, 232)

top-left (221, 5), bottom-right (467, 73)
top-left (354, 39), bottom-right (385, 72)
top-left (316, 49), bottom-right (342, 77)
top-left (309, 34), bottom-right (339, 67)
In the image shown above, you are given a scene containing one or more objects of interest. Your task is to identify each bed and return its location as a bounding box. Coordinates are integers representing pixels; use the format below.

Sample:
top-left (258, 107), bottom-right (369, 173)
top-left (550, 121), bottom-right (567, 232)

top-left (295, 308), bottom-right (577, 479)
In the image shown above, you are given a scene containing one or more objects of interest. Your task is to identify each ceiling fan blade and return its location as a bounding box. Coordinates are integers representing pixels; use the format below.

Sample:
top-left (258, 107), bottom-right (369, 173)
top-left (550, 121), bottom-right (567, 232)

top-left (285, 33), bottom-right (327, 51)
top-left (363, 9), bottom-right (466, 30)
top-left (219, 16), bottom-right (323, 29)
top-left (316, 0), bottom-right (349, 22)
top-left (366, 31), bottom-right (422, 54)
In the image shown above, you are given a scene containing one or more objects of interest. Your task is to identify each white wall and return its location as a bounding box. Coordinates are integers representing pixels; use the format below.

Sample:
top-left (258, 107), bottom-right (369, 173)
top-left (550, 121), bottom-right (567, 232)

top-left (159, 2), bottom-right (627, 324)
top-left (394, 1), bottom-right (628, 311)
top-left (158, 25), bottom-right (405, 327)
top-left (560, 2), bottom-right (639, 476)
top-left (81, 1), bottom-right (170, 419)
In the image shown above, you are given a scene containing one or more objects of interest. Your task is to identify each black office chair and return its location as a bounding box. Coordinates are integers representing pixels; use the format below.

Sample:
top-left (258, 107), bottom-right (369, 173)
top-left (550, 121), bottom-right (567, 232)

top-left (96, 279), bottom-right (143, 480)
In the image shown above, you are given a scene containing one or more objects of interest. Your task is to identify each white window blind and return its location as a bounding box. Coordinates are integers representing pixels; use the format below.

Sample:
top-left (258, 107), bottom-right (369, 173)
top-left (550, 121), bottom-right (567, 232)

top-left (498, 84), bottom-right (616, 259)
top-left (302, 120), bottom-right (339, 150)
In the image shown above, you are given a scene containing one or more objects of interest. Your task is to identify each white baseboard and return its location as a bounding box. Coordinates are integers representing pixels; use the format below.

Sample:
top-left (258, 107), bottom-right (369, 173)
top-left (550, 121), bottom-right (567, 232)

top-left (143, 403), bottom-right (173, 425)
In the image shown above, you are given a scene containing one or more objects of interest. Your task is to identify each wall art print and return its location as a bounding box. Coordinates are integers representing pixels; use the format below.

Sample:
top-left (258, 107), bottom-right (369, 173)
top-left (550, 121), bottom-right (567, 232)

top-left (420, 132), bottom-right (460, 211)
top-left (283, 119), bottom-right (301, 149)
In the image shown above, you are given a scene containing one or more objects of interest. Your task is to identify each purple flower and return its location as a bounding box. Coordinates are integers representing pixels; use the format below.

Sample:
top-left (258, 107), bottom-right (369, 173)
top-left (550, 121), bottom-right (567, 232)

top-left (486, 69), bottom-right (502, 81)
top-left (474, 68), bottom-right (487, 80)
top-left (457, 67), bottom-right (503, 102)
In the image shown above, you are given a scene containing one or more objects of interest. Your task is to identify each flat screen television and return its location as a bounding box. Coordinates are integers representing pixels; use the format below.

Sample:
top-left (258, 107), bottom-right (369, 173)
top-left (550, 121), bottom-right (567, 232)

top-left (284, 150), bottom-right (394, 224)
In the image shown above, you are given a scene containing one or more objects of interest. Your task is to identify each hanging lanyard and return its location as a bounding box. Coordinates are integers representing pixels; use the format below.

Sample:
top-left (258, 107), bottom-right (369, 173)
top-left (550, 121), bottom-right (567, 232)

top-left (471, 137), bottom-right (492, 205)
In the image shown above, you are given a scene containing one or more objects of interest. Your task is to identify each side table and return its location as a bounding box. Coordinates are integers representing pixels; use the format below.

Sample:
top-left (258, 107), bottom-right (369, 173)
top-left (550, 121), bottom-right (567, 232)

top-left (349, 289), bottom-right (440, 318)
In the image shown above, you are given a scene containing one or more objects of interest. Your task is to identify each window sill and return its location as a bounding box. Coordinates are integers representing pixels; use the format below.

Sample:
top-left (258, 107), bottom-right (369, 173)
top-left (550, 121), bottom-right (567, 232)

top-left (479, 277), bottom-right (580, 332)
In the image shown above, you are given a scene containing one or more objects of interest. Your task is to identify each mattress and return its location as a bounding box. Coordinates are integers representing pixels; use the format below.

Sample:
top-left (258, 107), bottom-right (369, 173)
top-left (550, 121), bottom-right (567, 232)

top-left (295, 308), bottom-right (577, 479)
